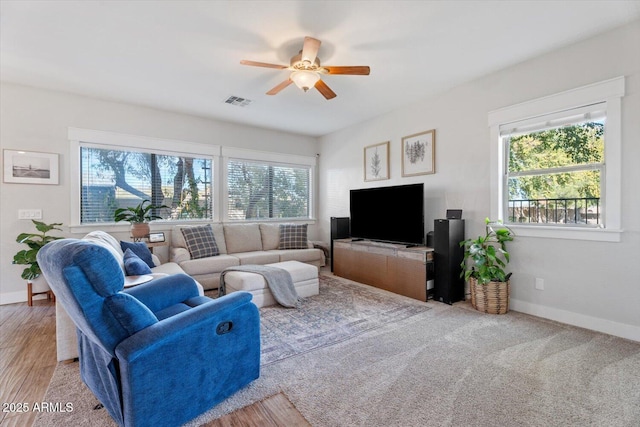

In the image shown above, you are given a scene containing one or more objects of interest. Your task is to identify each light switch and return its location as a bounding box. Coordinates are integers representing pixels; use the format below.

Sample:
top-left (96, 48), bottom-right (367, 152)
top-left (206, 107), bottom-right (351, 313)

top-left (18, 209), bottom-right (43, 220)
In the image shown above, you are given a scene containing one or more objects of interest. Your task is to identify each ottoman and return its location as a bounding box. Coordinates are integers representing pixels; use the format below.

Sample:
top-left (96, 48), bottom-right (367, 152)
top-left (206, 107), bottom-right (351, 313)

top-left (224, 260), bottom-right (319, 308)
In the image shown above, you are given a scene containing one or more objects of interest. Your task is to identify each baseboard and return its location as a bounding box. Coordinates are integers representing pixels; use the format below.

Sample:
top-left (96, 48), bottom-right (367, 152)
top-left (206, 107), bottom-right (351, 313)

top-left (0, 290), bottom-right (47, 305)
top-left (510, 298), bottom-right (639, 342)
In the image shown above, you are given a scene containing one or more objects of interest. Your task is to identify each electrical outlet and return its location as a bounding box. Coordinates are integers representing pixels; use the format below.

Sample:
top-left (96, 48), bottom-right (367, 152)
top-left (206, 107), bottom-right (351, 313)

top-left (535, 278), bottom-right (544, 290)
top-left (18, 209), bottom-right (43, 220)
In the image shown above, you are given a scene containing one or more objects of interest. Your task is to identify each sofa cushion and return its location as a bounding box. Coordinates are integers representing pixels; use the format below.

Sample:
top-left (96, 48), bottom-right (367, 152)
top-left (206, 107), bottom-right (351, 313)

top-left (178, 254), bottom-right (240, 276)
top-left (123, 249), bottom-right (153, 276)
top-left (181, 225), bottom-right (220, 259)
top-left (233, 251), bottom-right (281, 265)
top-left (224, 224), bottom-right (263, 253)
top-left (259, 223), bottom-right (280, 250)
top-left (120, 241), bottom-right (155, 268)
top-left (151, 262), bottom-right (185, 276)
top-left (278, 224), bottom-right (308, 250)
top-left (273, 248), bottom-right (324, 264)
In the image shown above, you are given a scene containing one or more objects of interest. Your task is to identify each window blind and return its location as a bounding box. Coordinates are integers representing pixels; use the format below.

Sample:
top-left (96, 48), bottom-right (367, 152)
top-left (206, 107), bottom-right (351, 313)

top-left (226, 158), bottom-right (311, 220)
top-left (80, 145), bottom-right (213, 223)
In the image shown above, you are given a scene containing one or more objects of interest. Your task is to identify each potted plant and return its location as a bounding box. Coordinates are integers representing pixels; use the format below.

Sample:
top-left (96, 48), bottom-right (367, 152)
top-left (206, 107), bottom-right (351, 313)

top-left (114, 199), bottom-right (168, 240)
top-left (13, 220), bottom-right (64, 306)
top-left (460, 218), bottom-right (514, 314)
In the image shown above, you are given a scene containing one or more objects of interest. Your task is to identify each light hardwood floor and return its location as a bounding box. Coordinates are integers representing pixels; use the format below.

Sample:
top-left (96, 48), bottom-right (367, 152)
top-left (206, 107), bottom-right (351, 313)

top-left (0, 298), bottom-right (309, 427)
top-left (0, 298), bottom-right (57, 427)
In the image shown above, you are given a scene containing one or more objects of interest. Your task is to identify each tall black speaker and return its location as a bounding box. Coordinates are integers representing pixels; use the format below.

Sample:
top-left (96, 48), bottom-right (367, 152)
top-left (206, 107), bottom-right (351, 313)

top-left (330, 217), bottom-right (350, 271)
top-left (433, 219), bottom-right (465, 304)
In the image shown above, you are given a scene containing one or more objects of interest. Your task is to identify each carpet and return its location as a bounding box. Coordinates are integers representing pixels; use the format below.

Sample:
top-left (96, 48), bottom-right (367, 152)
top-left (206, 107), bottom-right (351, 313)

top-left (36, 274), bottom-right (640, 426)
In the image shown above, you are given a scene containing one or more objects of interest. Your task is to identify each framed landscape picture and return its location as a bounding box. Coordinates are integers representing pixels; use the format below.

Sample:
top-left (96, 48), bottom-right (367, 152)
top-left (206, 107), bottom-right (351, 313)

top-left (401, 129), bottom-right (435, 177)
top-left (3, 150), bottom-right (59, 185)
top-left (364, 141), bottom-right (390, 181)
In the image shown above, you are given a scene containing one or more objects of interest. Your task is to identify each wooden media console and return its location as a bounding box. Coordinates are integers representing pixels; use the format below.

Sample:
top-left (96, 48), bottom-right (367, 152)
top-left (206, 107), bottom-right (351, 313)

top-left (333, 239), bottom-right (434, 301)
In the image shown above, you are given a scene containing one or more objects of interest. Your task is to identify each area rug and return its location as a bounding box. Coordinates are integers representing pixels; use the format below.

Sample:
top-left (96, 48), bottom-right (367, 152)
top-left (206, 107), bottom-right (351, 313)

top-left (257, 274), bottom-right (430, 365)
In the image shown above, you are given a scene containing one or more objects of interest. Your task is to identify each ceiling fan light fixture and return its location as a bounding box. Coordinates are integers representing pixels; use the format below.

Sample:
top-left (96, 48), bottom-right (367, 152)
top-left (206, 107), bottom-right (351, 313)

top-left (290, 70), bottom-right (320, 92)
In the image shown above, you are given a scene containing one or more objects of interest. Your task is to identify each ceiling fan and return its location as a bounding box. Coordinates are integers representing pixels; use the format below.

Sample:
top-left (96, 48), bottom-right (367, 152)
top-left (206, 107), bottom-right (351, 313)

top-left (240, 36), bottom-right (370, 100)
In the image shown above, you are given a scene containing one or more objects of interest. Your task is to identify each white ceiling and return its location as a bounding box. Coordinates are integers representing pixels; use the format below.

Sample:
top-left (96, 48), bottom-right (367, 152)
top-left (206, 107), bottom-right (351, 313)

top-left (2, 1), bottom-right (639, 137)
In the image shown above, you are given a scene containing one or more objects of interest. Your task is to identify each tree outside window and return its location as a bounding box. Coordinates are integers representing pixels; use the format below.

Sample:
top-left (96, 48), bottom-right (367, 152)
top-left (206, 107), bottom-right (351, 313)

top-left (80, 146), bottom-right (212, 223)
top-left (505, 116), bottom-right (604, 226)
top-left (227, 159), bottom-right (310, 220)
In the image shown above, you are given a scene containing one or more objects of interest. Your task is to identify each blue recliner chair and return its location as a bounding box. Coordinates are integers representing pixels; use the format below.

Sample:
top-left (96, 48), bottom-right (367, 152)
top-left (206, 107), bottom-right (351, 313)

top-left (38, 239), bottom-right (260, 427)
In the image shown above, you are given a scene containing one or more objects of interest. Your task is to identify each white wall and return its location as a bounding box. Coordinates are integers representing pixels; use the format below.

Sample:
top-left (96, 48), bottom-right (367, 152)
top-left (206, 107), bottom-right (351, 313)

top-left (318, 21), bottom-right (640, 341)
top-left (0, 83), bottom-right (318, 304)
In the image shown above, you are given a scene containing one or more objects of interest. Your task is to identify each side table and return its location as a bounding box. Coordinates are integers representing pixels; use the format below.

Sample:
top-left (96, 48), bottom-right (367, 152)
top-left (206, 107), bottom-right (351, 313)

top-left (27, 281), bottom-right (55, 306)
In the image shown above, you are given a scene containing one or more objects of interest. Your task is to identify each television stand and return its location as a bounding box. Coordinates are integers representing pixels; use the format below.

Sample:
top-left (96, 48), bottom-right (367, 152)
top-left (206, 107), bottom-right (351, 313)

top-left (333, 239), bottom-right (434, 301)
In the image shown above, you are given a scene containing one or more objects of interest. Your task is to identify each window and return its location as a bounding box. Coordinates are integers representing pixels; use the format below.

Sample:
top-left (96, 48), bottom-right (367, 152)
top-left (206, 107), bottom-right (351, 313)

top-left (80, 146), bottom-right (213, 223)
top-left (226, 159), bottom-right (311, 220)
top-left (69, 128), bottom-right (219, 228)
top-left (489, 77), bottom-right (624, 242)
top-left (70, 129), bottom-right (315, 228)
top-left (503, 104), bottom-right (605, 227)
top-left (222, 147), bottom-right (315, 221)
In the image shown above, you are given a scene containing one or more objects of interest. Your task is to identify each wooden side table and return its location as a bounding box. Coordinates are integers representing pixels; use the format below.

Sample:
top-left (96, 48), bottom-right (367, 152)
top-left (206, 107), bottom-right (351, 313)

top-left (27, 282), bottom-right (55, 307)
top-left (146, 242), bottom-right (168, 254)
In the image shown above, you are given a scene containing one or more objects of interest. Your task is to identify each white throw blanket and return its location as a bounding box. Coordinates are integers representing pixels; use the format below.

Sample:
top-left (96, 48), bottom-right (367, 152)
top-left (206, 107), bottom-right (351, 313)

top-left (219, 265), bottom-right (301, 308)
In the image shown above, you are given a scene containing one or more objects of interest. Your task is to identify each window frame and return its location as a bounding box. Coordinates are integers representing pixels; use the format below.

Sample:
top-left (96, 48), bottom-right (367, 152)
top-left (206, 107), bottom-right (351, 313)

top-left (220, 147), bottom-right (316, 223)
top-left (488, 77), bottom-right (624, 242)
top-left (69, 128), bottom-right (220, 233)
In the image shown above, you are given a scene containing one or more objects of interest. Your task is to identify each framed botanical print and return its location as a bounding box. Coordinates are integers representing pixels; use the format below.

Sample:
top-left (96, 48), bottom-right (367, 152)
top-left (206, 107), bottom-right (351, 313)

top-left (364, 141), bottom-right (390, 181)
top-left (401, 130), bottom-right (435, 177)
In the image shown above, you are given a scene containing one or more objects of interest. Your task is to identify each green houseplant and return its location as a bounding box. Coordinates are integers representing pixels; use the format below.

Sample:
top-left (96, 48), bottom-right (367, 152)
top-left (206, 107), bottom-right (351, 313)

top-left (13, 220), bottom-right (64, 281)
top-left (13, 220), bottom-right (63, 306)
top-left (114, 199), bottom-right (168, 240)
top-left (460, 218), bottom-right (514, 314)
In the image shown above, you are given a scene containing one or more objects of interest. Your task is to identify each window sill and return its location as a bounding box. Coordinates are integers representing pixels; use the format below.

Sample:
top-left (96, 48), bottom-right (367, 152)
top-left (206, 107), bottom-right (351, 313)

top-left (506, 224), bottom-right (622, 242)
top-left (69, 218), bottom-right (318, 235)
top-left (68, 220), bottom-right (212, 236)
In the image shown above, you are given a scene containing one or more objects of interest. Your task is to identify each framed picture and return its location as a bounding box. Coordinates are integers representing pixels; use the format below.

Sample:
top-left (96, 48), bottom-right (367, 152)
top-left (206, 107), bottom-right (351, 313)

top-left (3, 150), bottom-right (59, 185)
top-left (148, 232), bottom-right (165, 243)
top-left (401, 129), bottom-right (435, 177)
top-left (364, 141), bottom-right (390, 181)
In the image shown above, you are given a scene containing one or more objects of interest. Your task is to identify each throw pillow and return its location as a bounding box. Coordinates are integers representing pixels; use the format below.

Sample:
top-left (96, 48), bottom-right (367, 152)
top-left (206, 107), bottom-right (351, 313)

top-left (181, 224), bottom-right (220, 259)
top-left (123, 248), bottom-right (153, 276)
top-left (120, 241), bottom-right (155, 268)
top-left (278, 224), bottom-right (308, 250)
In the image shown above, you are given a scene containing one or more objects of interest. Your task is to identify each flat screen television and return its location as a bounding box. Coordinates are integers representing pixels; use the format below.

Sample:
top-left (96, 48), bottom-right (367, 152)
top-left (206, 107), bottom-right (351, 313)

top-left (350, 183), bottom-right (424, 245)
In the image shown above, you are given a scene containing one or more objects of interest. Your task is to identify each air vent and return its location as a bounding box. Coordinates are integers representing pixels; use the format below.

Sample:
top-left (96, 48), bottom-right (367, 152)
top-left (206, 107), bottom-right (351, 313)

top-left (224, 96), bottom-right (252, 107)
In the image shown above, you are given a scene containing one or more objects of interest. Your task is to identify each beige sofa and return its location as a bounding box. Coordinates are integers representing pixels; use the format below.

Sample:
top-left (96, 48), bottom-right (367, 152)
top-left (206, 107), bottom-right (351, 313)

top-left (170, 223), bottom-right (325, 290)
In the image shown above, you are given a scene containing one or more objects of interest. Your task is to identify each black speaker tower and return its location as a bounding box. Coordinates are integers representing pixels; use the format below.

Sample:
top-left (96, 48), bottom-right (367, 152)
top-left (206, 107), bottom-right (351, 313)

top-left (433, 219), bottom-right (465, 304)
top-left (330, 217), bottom-right (350, 271)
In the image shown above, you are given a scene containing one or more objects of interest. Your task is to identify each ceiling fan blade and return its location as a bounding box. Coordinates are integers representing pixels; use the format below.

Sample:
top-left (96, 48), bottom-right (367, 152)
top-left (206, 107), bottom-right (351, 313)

top-left (301, 36), bottom-right (321, 64)
top-left (324, 66), bottom-right (371, 75)
top-left (315, 79), bottom-right (337, 100)
top-left (266, 79), bottom-right (293, 95)
top-left (240, 60), bottom-right (288, 70)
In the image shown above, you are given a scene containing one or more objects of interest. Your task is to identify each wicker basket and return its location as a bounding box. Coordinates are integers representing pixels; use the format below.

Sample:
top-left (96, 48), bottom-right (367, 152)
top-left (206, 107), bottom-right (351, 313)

top-left (469, 277), bottom-right (510, 314)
